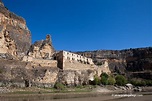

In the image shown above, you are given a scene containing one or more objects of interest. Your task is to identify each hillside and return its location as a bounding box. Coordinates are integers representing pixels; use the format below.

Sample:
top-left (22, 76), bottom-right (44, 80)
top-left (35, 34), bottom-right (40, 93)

top-left (77, 47), bottom-right (152, 80)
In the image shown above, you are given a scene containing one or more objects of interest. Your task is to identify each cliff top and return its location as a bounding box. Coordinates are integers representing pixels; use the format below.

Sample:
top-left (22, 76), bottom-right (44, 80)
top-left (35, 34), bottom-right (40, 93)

top-left (0, 0), bottom-right (25, 24)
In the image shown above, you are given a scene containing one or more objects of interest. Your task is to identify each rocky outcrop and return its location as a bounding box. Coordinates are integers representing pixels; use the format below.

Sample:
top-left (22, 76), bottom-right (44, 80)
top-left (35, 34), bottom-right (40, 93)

top-left (0, 1), bottom-right (31, 59)
top-left (77, 47), bottom-right (152, 79)
top-left (57, 70), bottom-right (95, 86)
top-left (0, 0), bottom-right (151, 88)
top-left (0, 59), bottom-right (102, 87)
top-left (0, 1), bottom-right (108, 88)
top-left (28, 35), bottom-right (55, 59)
top-left (0, 59), bottom-right (59, 88)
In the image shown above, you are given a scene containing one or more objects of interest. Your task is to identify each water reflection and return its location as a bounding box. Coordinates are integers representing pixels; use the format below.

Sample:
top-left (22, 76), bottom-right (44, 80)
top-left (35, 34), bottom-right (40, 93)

top-left (1, 92), bottom-right (152, 101)
top-left (0, 93), bottom-right (99, 101)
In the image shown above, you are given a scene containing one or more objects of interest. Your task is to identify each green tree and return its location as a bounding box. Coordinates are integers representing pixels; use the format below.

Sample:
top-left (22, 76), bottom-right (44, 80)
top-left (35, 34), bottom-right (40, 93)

top-left (101, 76), bottom-right (108, 85)
top-left (100, 73), bottom-right (109, 79)
top-left (93, 75), bottom-right (100, 85)
top-left (107, 76), bottom-right (116, 85)
top-left (100, 73), bottom-right (109, 85)
top-left (115, 75), bottom-right (127, 86)
top-left (130, 79), bottom-right (149, 86)
top-left (54, 82), bottom-right (65, 90)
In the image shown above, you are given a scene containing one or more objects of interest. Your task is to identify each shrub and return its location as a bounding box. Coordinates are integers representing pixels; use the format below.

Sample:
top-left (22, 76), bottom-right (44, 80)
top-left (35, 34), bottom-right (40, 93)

top-left (100, 73), bottom-right (109, 85)
top-left (76, 85), bottom-right (84, 89)
top-left (107, 76), bottom-right (116, 85)
top-left (101, 76), bottom-right (108, 85)
top-left (54, 82), bottom-right (65, 90)
top-left (130, 79), bottom-right (152, 86)
top-left (93, 75), bottom-right (101, 85)
top-left (100, 73), bottom-right (109, 79)
top-left (145, 80), bottom-right (152, 86)
top-left (115, 75), bottom-right (127, 86)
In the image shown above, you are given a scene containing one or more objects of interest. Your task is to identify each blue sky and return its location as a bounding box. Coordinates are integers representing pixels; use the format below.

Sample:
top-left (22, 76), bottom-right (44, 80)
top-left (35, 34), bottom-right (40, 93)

top-left (3, 0), bottom-right (152, 51)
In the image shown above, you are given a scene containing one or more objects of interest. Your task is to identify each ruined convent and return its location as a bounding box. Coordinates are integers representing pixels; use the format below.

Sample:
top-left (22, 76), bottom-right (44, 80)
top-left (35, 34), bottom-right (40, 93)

top-left (22, 35), bottom-right (110, 72)
top-left (0, 0), bottom-right (110, 87)
top-left (22, 35), bottom-right (94, 70)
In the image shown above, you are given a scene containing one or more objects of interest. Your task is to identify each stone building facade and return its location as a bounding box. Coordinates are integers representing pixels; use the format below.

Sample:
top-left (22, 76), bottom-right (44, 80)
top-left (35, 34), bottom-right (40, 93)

top-left (57, 51), bottom-right (94, 69)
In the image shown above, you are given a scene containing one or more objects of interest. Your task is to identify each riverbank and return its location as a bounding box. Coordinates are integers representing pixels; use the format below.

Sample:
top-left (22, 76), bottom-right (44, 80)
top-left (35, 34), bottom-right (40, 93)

top-left (0, 91), bottom-right (152, 101)
top-left (0, 86), bottom-right (152, 101)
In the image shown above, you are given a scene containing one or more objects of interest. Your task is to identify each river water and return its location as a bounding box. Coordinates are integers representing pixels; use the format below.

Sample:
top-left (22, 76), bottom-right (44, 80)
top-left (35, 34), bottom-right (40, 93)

top-left (0, 92), bottom-right (152, 101)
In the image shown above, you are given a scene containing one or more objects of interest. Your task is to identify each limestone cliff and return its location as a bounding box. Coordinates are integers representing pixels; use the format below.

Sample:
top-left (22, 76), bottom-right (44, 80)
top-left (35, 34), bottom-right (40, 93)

top-left (77, 47), bottom-right (152, 79)
top-left (0, 1), bottom-right (104, 88)
top-left (28, 35), bottom-right (55, 59)
top-left (0, 1), bottom-right (31, 59)
top-left (0, 59), bottom-right (59, 88)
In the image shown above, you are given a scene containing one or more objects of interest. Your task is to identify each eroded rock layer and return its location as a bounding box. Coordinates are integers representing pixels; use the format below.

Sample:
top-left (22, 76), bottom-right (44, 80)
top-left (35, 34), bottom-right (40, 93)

top-left (28, 35), bottom-right (55, 59)
top-left (77, 47), bottom-right (152, 79)
top-left (0, 1), bottom-right (31, 59)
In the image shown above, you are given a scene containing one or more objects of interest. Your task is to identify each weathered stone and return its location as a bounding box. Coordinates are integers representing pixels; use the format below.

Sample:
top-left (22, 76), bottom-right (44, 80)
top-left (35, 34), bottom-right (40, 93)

top-left (28, 35), bottom-right (54, 59)
top-left (77, 47), bottom-right (152, 79)
top-left (57, 70), bottom-right (98, 86)
top-left (0, 1), bottom-right (31, 59)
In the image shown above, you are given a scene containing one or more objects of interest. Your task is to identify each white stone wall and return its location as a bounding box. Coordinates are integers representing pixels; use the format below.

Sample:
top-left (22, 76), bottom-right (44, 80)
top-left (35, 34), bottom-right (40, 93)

top-left (62, 51), bottom-right (94, 65)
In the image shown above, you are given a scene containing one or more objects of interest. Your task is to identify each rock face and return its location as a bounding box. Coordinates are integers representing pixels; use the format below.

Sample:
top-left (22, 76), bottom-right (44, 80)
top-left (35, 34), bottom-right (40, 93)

top-left (0, 1), bottom-right (31, 59)
top-left (57, 70), bottom-right (96, 86)
top-left (28, 35), bottom-right (55, 59)
top-left (0, 1), bottom-right (106, 88)
top-left (77, 47), bottom-right (152, 79)
top-left (0, 0), bottom-right (151, 88)
top-left (0, 59), bottom-right (59, 88)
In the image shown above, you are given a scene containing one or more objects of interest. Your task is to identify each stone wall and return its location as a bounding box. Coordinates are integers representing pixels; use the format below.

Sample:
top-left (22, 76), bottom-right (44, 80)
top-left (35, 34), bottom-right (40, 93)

top-left (22, 56), bottom-right (57, 67)
top-left (57, 51), bottom-right (94, 69)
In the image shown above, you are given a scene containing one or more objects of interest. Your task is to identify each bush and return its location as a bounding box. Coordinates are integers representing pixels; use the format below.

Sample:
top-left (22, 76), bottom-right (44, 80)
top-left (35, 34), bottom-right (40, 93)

top-left (145, 80), bottom-right (152, 86)
top-left (115, 75), bottom-right (127, 86)
top-left (101, 76), bottom-right (108, 85)
top-left (92, 75), bottom-right (100, 85)
top-left (107, 76), bottom-right (116, 85)
top-left (76, 85), bottom-right (84, 89)
top-left (130, 79), bottom-right (152, 86)
top-left (100, 73), bottom-right (109, 85)
top-left (100, 73), bottom-right (109, 79)
top-left (54, 82), bottom-right (65, 90)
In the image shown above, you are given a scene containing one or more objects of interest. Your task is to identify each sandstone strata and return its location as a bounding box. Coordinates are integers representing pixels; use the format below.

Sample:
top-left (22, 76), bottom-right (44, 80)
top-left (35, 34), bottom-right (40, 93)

top-left (77, 47), bottom-right (152, 79)
top-left (28, 35), bottom-right (54, 59)
top-left (0, 1), bottom-right (31, 59)
top-left (1, 0), bottom-right (151, 88)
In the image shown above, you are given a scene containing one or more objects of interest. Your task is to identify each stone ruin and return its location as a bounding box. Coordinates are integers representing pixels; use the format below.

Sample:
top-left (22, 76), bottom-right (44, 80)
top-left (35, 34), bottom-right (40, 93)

top-left (56, 51), bottom-right (95, 70)
top-left (22, 35), bottom-right (103, 71)
top-left (0, 0), bottom-right (111, 87)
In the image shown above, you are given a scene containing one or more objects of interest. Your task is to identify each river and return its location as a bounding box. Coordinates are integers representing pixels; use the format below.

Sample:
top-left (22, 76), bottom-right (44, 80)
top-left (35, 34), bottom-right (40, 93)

top-left (0, 92), bottom-right (151, 101)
